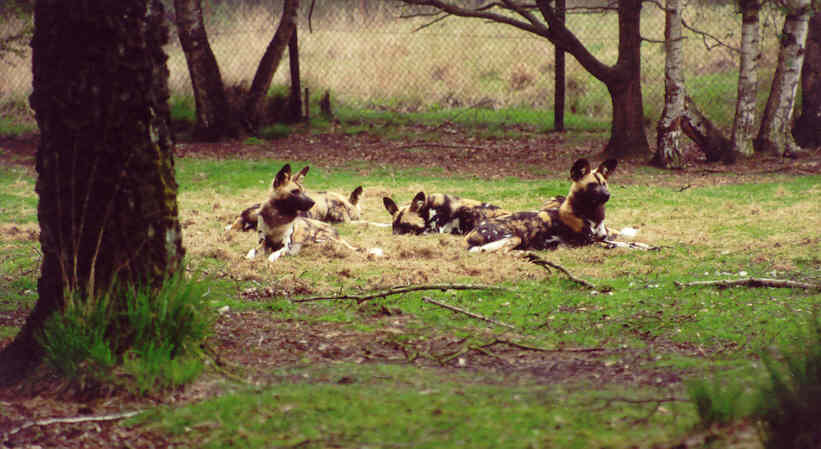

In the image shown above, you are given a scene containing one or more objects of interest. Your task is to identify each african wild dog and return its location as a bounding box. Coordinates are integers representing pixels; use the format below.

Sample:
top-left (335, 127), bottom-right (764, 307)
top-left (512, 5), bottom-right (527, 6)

top-left (226, 167), bottom-right (363, 231)
top-left (382, 192), bottom-right (509, 236)
top-left (243, 164), bottom-right (382, 261)
top-left (465, 158), bottom-right (618, 252)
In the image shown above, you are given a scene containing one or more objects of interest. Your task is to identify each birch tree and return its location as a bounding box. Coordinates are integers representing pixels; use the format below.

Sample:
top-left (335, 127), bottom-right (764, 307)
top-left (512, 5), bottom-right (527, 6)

top-left (651, 0), bottom-right (686, 168)
top-left (731, 0), bottom-right (762, 158)
top-left (754, 0), bottom-right (812, 156)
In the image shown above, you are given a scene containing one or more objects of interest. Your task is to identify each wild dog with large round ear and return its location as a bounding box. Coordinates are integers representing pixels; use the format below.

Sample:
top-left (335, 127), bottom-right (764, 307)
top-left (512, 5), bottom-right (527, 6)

top-left (465, 158), bottom-right (618, 252)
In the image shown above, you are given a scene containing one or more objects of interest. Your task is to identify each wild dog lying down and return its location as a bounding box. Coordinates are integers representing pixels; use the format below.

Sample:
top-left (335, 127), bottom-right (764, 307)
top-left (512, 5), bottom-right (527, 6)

top-left (226, 166), bottom-right (365, 231)
top-left (382, 192), bottom-right (509, 235)
top-left (242, 164), bottom-right (379, 262)
top-left (465, 158), bottom-right (618, 252)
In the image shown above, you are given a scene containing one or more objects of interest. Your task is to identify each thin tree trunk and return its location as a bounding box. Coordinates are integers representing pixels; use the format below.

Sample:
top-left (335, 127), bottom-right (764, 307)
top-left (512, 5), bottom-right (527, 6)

top-left (651, 0), bottom-right (686, 169)
top-left (791, 4), bottom-right (821, 148)
top-left (174, 0), bottom-right (236, 141)
top-left (554, 0), bottom-right (565, 132)
top-left (244, 0), bottom-right (300, 130)
top-left (0, 0), bottom-right (184, 385)
top-left (755, 0), bottom-right (811, 156)
top-left (731, 0), bottom-right (762, 158)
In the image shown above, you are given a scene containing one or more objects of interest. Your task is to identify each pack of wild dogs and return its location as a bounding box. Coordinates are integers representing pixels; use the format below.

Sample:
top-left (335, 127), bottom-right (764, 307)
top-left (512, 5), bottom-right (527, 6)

top-left (227, 158), bottom-right (638, 262)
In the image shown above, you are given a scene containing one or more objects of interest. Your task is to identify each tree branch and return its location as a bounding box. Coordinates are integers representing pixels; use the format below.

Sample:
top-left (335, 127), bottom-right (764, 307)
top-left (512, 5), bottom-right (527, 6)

top-left (5, 411), bottom-right (143, 438)
top-left (292, 284), bottom-right (509, 303)
top-left (522, 252), bottom-right (599, 290)
top-left (675, 278), bottom-right (821, 290)
top-left (422, 296), bottom-right (515, 329)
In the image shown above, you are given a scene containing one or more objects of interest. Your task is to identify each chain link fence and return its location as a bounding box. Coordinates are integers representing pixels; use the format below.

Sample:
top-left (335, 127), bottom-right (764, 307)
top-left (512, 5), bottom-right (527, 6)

top-left (2, 1), bottom-right (785, 129)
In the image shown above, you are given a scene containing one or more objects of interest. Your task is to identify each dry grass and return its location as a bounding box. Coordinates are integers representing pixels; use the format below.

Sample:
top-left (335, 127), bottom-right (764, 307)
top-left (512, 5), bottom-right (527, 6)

top-left (1, 3), bottom-right (783, 121)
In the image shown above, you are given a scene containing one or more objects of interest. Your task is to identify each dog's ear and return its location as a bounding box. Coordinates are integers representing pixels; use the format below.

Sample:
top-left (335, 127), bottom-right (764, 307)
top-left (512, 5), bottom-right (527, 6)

top-left (570, 159), bottom-right (591, 182)
top-left (410, 192), bottom-right (426, 212)
top-left (383, 197), bottom-right (399, 216)
top-left (596, 159), bottom-right (618, 179)
top-left (293, 166), bottom-right (310, 185)
top-left (349, 186), bottom-right (364, 205)
top-left (273, 164), bottom-right (292, 189)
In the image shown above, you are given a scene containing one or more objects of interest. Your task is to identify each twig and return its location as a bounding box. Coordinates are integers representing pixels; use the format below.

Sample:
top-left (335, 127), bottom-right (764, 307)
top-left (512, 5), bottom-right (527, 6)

top-left (292, 284), bottom-right (508, 304)
top-left (601, 239), bottom-right (661, 251)
top-left (484, 338), bottom-right (606, 353)
top-left (675, 278), bottom-right (821, 291)
top-left (5, 410), bottom-right (142, 437)
top-left (421, 296), bottom-right (515, 329)
top-left (522, 253), bottom-right (598, 290)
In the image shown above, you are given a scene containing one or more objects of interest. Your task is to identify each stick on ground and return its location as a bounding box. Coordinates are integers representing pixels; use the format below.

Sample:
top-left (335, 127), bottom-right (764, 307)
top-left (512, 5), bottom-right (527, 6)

top-left (675, 277), bottom-right (821, 290)
top-left (293, 284), bottom-right (508, 304)
top-left (422, 296), bottom-right (515, 329)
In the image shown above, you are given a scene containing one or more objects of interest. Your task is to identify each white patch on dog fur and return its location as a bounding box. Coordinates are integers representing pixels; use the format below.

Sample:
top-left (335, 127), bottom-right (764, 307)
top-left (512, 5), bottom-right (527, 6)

top-left (246, 248), bottom-right (257, 259)
top-left (589, 220), bottom-right (608, 240)
top-left (471, 237), bottom-right (514, 253)
top-left (439, 218), bottom-right (460, 234)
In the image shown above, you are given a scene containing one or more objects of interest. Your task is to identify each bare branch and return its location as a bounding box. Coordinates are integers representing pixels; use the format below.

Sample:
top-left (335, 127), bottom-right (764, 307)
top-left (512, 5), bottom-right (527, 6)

top-left (292, 284), bottom-right (509, 303)
top-left (682, 17), bottom-right (741, 53)
top-left (522, 252), bottom-right (599, 290)
top-left (675, 278), bottom-right (821, 290)
top-left (5, 411), bottom-right (143, 438)
top-left (422, 296), bottom-right (515, 329)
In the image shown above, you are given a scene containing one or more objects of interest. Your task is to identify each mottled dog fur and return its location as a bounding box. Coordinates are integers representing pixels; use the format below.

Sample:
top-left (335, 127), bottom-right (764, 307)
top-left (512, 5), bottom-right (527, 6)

top-left (382, 192), bottom-right (508, 235)
top-left (243, 164), bottom-right (356, 262)
top-left (227, 167), bottom-right (363, 231)
top-left (465, 158), bottom-right (617, 252)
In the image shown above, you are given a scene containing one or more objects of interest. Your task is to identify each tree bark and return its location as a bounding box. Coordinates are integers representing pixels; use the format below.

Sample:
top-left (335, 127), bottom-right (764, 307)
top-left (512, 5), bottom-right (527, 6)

top-left (651, 0), bottom-right (686, 169)
top-left (731, 0), bottom-right (762, 158)
top-left (755, 0), bottom-right (811, 156)
top-left (174, 0), bottom-right (237, 141)
top-left (791, 4), bottom-right (821, 148)
top-left (244, 0), bottom-right (300, 130)
top-left (0, 0), bottom-right (184, 385)
top-left (681, 96), bottom-right (734, 162)
top-left (397, 0), bottom-right (650, 158)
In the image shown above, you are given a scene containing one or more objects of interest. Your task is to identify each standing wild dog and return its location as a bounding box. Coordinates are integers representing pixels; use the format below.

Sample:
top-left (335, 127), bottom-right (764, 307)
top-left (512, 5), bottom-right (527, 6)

top-left (244, 164), bottom-right (365, 262)
top-left (465, 158), bottom-right (618, 252)
top-left (382, 192), bottom-right (509, 235)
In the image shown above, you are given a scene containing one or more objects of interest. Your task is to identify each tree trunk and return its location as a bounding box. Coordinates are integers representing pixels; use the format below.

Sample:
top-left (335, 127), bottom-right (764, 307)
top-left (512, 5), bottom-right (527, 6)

top-left (244, 0), bottom-right (300, 130)
top-left (554, 0), bottom-right (566, 132)
top-left (398, 0), bottom-right (651, 158)
top-left (681, 96), bottom-right (734, 162)
top-left (0, 0), bottom-right (184, 385)
top-left (755, 0), bottom-right (811, 156)
top-left (598, 0), bottom-right (650, 159)
top-left (791, 5), bottom-right (821, 148)
top-left (731, 0), bottom-right (762, 158)
top-left (651, 0), bottom-right (686, 169)
top-left (174, 0), bottom-right (237, 141)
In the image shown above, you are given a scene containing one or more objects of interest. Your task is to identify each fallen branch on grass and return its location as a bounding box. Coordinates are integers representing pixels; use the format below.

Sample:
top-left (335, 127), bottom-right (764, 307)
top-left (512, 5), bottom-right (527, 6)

top-left (484, 338), bottom-right (607, 353)
top-left (292, 284), bottom-right (508, 304)
top-left (421, 296), bottom-right (515, 329)
top-left (601, 239), bottom-right (661, 251)
top-left (5, 410), bottom-right (142, 437)
top-left (675, 278), bottom-right (821, 291)
top-left (522, 253), bottom-right (598, 290)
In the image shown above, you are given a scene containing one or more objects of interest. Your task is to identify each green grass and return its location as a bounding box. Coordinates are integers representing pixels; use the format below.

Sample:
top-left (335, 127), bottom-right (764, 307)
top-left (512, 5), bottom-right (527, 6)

top-left (132, 363), bottom-right (695, 449)
top-left (3, 155), bottom-right (821, 447)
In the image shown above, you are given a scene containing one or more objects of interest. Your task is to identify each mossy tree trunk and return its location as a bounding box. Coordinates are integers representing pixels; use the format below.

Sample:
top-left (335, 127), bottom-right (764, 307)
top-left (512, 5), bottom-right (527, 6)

top-left (0, 0), bottom-right (185, 385)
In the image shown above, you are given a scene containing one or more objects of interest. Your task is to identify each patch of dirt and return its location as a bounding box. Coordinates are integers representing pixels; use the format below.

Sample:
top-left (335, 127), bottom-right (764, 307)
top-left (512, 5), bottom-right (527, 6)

top-left (2, 126), bottom-right (813, 448)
